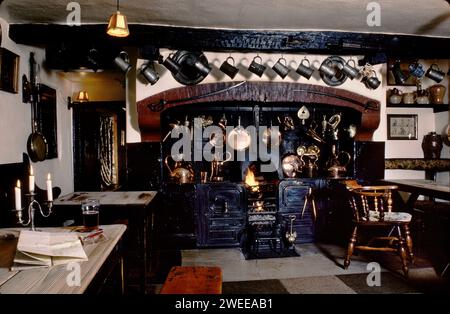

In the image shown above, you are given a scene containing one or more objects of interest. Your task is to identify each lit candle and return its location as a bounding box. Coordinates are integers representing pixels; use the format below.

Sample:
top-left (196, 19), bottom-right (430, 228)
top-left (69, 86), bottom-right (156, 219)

top-left (29, 165), bottom-right (35, 193)
top-left (15, 180), bottom-right (21, 210)
top-left (46, 173), bottom-right (53, 201)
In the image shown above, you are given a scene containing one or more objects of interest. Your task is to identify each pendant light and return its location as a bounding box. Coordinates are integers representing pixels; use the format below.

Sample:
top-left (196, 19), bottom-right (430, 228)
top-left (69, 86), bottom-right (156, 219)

top-left (107, 0), bottom-right (129, 38)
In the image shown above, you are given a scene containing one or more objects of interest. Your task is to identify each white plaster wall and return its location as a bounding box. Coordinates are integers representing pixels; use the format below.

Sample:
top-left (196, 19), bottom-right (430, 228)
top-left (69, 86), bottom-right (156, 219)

top-left (71, 80), bottom-right (125, 102)
top-left (0, 18), bottom-right (74, 195)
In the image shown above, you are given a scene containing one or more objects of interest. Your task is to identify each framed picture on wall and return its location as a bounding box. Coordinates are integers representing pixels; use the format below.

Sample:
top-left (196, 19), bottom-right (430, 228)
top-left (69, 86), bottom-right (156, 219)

top-left (387, 114), bottom-right (418, 140)
top-left (0, 48), bottom-right (19, 93)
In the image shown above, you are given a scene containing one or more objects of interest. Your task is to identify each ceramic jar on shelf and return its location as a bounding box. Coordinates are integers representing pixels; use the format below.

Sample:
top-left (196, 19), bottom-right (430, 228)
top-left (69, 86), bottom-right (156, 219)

top-left (415, 88), bottom-right (430, 104)
top-left (402, 92), bottom-right (416, 105)
top-left (428, 84), bottom-right (446, 104)
top-left (389, 88), bottom-right (403, 104)
top-left (422, 131), bottom-right (443, 159)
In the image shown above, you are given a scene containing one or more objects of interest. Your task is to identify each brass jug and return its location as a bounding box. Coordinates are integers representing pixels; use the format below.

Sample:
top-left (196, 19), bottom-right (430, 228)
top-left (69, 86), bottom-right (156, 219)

top-left (300, 153), bottom-right (318, 178)
top-left (210, 152), bottom-right (232, 181)
top-left (165, 155), bottom-right (194, 184)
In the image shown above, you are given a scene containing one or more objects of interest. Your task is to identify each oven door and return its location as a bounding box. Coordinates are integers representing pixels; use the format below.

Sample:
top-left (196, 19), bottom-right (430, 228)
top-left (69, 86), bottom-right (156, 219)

top-left (196, 183), bottom-right (246, 247)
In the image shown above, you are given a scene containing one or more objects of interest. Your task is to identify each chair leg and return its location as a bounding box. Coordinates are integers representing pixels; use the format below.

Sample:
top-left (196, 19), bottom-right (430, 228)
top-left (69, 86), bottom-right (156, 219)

top-left (403, 224), bottom-right (414, 264)
top-left (344, 226), bottom-right (358, 269)
top-left (397, 226), bottom-right (409, 277)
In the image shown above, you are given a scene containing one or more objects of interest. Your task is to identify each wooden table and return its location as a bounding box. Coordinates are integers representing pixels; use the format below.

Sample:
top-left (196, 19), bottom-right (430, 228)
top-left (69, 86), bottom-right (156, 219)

top-left (53, 191), bottom-right (157, 293)
top-left (383, 179), bottom-right (450, 276)
top-left (0, 224), bottom-right (126, 294)
top-left (382, 179), bottom-right (450, 209)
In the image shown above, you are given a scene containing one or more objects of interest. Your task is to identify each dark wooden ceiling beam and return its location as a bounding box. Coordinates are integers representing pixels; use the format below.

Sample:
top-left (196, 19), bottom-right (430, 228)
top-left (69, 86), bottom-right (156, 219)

top-left (9, 24), bottom-right (450, 59)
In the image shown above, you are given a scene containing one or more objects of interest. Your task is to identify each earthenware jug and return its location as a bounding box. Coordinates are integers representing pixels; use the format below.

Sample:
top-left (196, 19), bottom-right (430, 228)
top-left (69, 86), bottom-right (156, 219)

top-left (415, 88), bottom-right (429, 104)
top-left (428, 84), bottom-right (446, 104)
top-left (422, 132), bottom-right (443, 159)
top-left (389, 88), bottom-right (402, 104)
top-left (402, 92), bottom-right (415, 104)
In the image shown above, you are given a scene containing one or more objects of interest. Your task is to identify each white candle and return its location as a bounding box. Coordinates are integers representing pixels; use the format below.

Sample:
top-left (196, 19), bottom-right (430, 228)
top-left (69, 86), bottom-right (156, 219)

top-left (46, 173), bottom-right (53, 201)
top-left (15, 180), bottom-right (21, 210)
top-left (29, 165), bottom-right (35, 193)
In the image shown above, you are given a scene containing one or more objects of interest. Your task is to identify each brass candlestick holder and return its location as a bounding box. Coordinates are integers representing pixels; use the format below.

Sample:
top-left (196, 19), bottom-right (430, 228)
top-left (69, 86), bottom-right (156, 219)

top-left (13, 193), bottom-right (53, 231)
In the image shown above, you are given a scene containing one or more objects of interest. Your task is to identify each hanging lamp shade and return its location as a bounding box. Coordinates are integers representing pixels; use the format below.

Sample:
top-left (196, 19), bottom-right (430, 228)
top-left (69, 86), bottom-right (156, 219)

top-left (107, 11), bottom-right (129, 37)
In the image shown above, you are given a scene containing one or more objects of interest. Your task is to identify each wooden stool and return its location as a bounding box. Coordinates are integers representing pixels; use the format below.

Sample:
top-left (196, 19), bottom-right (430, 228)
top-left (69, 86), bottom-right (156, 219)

top-left (160, 266), bottom-right (222, 294)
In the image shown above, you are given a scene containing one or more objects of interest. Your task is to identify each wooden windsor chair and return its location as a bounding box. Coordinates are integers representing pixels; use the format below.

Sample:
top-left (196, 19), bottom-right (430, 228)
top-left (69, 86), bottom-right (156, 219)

top-left (344, 185), bottom-right (414, 276)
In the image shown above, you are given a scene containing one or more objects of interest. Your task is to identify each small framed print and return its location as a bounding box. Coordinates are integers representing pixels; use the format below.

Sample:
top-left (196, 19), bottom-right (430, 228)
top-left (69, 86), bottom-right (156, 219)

top-left (387, 114), bottom-right (418, 140)
top-left (0, 48), bottom-right (19, 93)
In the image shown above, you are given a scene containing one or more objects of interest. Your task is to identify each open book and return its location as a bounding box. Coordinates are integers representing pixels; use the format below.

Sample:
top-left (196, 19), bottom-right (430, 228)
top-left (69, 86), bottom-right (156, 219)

top-left (11, 230), bottom-right (88, 270)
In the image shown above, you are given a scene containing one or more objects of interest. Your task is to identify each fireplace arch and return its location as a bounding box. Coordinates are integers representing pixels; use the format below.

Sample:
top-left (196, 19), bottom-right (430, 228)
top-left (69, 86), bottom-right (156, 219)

top-left (137, 81), bottom-right (380, 142)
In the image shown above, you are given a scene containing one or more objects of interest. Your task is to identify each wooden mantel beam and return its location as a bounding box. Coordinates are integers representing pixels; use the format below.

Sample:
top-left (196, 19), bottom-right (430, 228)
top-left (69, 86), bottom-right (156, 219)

top-left (9, 24), bottom-right (450, 59)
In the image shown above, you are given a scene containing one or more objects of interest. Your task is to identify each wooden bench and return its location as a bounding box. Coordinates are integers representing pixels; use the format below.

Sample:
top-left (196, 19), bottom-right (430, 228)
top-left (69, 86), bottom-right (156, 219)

top-left (160, 266), bottom-right (222, 294)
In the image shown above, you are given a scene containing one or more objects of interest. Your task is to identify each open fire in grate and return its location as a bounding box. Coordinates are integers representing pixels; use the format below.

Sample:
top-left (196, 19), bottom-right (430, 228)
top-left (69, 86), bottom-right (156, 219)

top-left (241, 168), bottom-right (297, 259)
top-left (245, 169), bottom-right (277, 226)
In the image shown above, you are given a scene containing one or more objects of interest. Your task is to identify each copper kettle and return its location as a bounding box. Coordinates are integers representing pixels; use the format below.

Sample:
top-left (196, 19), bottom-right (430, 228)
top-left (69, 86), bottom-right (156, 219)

top-left (282, 154), bottom-right (303, 178)
top-left (327, 145), bottom-right (351, 178)
top-left (165, 154), bottom-right (194, 184)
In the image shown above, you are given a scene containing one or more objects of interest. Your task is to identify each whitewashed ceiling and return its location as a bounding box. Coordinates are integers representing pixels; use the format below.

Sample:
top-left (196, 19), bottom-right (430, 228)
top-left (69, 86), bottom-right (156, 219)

top-left (0, 0), bottom-right (449, 38)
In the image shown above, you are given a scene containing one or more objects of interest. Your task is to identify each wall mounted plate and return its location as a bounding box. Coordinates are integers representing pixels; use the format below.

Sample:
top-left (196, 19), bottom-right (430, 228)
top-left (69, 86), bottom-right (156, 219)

top-left (320, 56), bottom-right (348, 86)
top-left (171, 50), bottom-right (209, 86)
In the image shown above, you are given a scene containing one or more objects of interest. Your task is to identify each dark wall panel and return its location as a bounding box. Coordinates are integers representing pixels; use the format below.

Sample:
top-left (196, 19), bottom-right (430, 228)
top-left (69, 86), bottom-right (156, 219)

top-left (125, 142), bottom-right (162, 191)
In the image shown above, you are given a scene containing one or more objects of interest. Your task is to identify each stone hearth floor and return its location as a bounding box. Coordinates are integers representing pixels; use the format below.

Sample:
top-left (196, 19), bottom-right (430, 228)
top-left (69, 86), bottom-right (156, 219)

top-left (175, 243), bottom-right (450, 294)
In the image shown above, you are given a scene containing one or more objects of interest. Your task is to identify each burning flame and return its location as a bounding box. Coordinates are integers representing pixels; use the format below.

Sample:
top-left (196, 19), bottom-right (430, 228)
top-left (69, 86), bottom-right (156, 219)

top-left (255, 201), bottom-right (264, 212)
top-left (245, 169), bottom-right (259, 192)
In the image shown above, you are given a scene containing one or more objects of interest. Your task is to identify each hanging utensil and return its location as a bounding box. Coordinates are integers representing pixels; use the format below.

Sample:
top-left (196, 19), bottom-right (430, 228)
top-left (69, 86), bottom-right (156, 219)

top-left (209, 113), bottom-right (227, 148)
top-left (285, 215), bottom-right (297, 244)
top-left (262, 119), bottom-right (281, 147)
top-left (306, 121), bottom-right (326, 144)
top-left (163, 120), bottom-right (181, 142)
top-left (218, 113), bottom-right (227, 130)
top-left (27, 98), bottom-right (48, 162)
top-left (297, 105), bottom-right (310, 125)
top-left (227, 116), bottom-right (251, 151)
top-left (321, 115), bottom-right (328, 138)
top-left (301, 187), bottom-right (317, 221)
top-left (328, 113), bottom-right (342, 140)
top-left (328, 113), bottom-right (342, 129)
top-left (296, 145), bottom-right (307, 156)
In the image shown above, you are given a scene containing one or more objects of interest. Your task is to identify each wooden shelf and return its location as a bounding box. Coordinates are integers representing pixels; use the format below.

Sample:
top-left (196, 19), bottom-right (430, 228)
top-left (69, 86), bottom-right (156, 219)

top-left (386, 103), bottom-right (449, 113)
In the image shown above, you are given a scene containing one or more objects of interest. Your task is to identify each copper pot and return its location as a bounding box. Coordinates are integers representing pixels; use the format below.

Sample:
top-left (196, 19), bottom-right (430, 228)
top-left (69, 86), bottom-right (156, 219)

top-left (282, 154), bottom-right (303, 178)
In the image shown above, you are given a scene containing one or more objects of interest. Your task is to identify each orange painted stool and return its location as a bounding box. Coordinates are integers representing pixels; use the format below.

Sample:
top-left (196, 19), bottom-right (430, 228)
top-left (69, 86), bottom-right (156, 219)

top-left (160, 266), bottom-right (222, 294)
